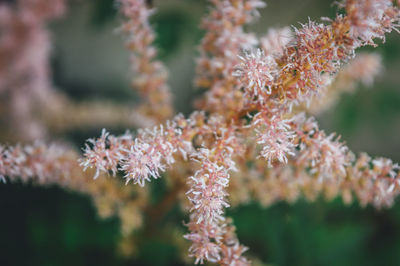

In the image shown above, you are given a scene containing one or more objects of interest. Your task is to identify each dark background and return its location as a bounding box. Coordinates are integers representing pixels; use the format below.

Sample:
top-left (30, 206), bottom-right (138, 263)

top-left (1, 0), bottom-right (400, 265)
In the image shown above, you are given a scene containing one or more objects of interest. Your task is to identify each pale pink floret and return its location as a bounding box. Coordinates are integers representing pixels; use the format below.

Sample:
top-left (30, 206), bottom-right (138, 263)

top-left (220, 242), bottom-right (250, 266)
top-left (185, 228), bottom-right (222, 265)
top-left (144, 124), bottom-right (177, 165)
top-left (80, 129), bottom-right (125, 179)
top-left (187, 161), bottom-right (230, 224)
top-left (0, 142), bottom-right (72, 184)
top-left (253, 113), bottom-right (296, 166)
top-left (80, 118), bottom-right (184, 186)
top-left (184, 216), bottom-right (225, 264)
top-left (372, 157), bottom-right (400, 178)
top-left (370, 158), bottom-right (400, 207)
top-left (317, 134), bottom-right (351, 177)
top-left (297, 124), bottom-right (352, 179)
top-left (121, 124), bottom-right (180, 186)
top-left (185, 147), bottom-right (238, 264)
top-left (344, 0), bottom-right (399, 45)
top-left (118, 0), bottom-right (173, 122)
top-left (120, 139), bottom-right (163, 187)
top-left (234, 49), bottom-right (278, 103)
top-left (19, 143), bottom-right (70, 183)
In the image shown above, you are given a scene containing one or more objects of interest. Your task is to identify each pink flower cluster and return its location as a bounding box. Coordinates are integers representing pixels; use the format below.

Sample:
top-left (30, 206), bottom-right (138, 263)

top-left (195, 0), bottom-right (266, 114)
top-left (184, 124), bottom-right (241, 264)
top-left (253, 113), bottom-right (296, 166)
top-left (185, 154), bottom-right (231, 264)
top-left (0, 0), bottom-right (67, 140)
top-left (234, 49), bottom-right (278, 102)
top-left (1, 0), bottom-right (399, 265)
top-left (0, 142), bottom-right (72, 185)
top-left (79, 0), bottom-right (400, 264)
top-left (80, 113), bottom-right (217, 187)
top-left (80, 124), bottom-right (179, 186)
top-left (342, 0), bottom-right (400, 45)
top-left (118, 0), bottom-right (173, 123)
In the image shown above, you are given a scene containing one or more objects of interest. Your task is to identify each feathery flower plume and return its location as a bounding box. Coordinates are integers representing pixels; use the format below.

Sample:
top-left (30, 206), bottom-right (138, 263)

top-left (234, 49), bottom-right (278, 103)
top-left (253, 113), bottom-right (296, 166)
top-left (80, 0), bottom-right (399, 264)
top-left (195, 0), bottom-right (266, 115)
top-left (1, 0), bottom-right (400, 265)
top-left (118, 0), bottom-right (173, 123)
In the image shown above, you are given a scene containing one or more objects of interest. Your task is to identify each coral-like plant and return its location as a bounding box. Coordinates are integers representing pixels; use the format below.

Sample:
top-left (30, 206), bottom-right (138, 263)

top-left (1, 0), bottom-right (400, 265)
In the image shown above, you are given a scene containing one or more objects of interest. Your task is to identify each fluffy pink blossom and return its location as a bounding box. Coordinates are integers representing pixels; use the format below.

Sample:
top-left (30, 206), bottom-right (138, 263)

top-left (4, 0), bottom-right (396, 265)
top-left (0, 142), bottom-right (73, 184)
top-left (295, 116), bottom-right (353, 179)
top-left (343, 0), bottom-right (400, 46)
top-left (220, 242), bottom-right (250, 266)
top-left (253, 114), bottom-right (296, 166)
top-left (80, 129), bottom-right (127, 179)
top-left (119, 140), bottom-right (163, 186)
top-left (118, 0), bottom-right (173, 122)
top-left (234, 49), bottom-right (278, 103)
top-left (185, 222), bottom-right (222, 264)
top-left (187, 150), bottom-right (231, 224)
top-left (195, 0), bottom-right (265, 114)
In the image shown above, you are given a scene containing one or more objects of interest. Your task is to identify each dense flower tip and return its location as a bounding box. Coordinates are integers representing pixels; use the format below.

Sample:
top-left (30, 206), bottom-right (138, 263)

top-left (308, 134), bottom-right (351, 177)
top-left (0, 142), bottom-right (73, 184)
top-left (293, 116), bottom-right (352, 178)
top-left (372, 157), bottom-right (400, 178)
top-left (120, 141), bottom-right (162, 187)
top-left (80, 127), bottom-right (164, 185)
top-left (80, 114), bottom-right (200, 186)
top-left (187, 154), bottom-right (230, 224)
top-left (266, 0), bottom-right (399, 106)
top-left (185, 226), bottom-right (222, 264)
top-left (220, 242), bottom-right (250, 266)
top-left (118, 0), bottom-right (173, 122)
top-left (234, 49), bottom-right (278, 102)
top-left (184, 124), bottom-right (246, 264)
top-left (254, 114), bottom-right (296, 166)
top-left (80, 129), bottom-right (128, 179)
top-left (344, 0), bottom-right (400, 45)
top-left (194, 0), bottom-right (266, 115)
top-left (118, 124), bottom-right (182, 186)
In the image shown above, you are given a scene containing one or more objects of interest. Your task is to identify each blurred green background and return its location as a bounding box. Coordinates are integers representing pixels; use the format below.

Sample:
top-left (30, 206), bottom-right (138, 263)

top-left (1, 0), bottom-right (400, 265)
